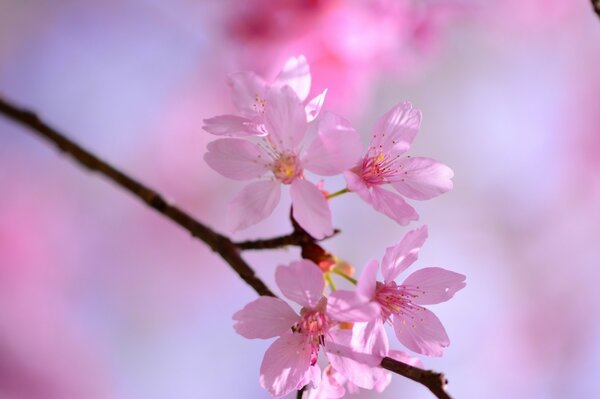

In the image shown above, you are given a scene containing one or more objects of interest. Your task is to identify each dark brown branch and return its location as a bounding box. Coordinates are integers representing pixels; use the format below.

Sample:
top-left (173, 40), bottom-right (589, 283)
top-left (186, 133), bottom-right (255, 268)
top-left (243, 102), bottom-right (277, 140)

top-left (0, 96), bottom-right (275, 298)
top-left (593, 0), bottom-right (600, 19)
top-left (381, 357), bottom-right (452, 399)
top-left (236, 229), bottom-right (339, 250)
top-left (0, 95), bottom-right (454, 399)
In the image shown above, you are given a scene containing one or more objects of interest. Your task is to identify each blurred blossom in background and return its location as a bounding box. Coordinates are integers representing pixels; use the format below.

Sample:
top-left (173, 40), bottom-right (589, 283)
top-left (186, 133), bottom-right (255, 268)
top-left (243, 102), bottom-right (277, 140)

top-left (1, 0), bottom-right (599, 398)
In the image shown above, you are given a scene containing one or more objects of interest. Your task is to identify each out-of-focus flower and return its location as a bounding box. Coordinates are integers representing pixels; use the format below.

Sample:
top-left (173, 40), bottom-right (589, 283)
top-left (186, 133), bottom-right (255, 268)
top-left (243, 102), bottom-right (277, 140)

top-left (204, 88), bottom-right (362, 238)
top-left (344, 102), bottom-right (453, 225)
top-left (341, 226), bottom-right (466, 357)
top-left (232, 260), bottom-right (378, 397)
top-left (203, 55), bottom-right (326, 137)
top-left (223, 0), bottom-right (471, 114)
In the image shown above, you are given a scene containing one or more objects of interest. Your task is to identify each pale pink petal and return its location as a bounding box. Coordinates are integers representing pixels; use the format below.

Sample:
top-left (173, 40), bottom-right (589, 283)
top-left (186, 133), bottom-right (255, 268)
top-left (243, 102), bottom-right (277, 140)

top-left (305, 89), bottom-right (327, 122)
top-left (260, 332), bottom-right (312, 397)
top-left (381, 225), bottom-right (428, 283)
top-left (233, 296), bottom-right (298, 339)
top-left (402, 267), bottom-right (466, 305)
top-left (273, 55), bottom-right (311, 101)
top-left (275, 260), bottom-right (324, 308)
top-left (391, 157), bottom-right (454, 200)
top-left (265, 86), bottom-right (308, 152)
top-left (369, 102), bottom-right (421, 156)
top-left (228, 181), bottom-right (281, 232)
top-left (392, 305), bottom-right (449, 357)
top-left (326, 290), bottom-right (379, 323)
top-left (325, 327), bottom-right (381, 389)
top-left (352, 320), bottom-right (389, 364)
top-left (302, 363), bottom-right (321, 391)
top-left (290, 179), bottom-right (333, 240)
top-left (303, 112), bottom-right (363, 176)
top-left (356, 260), bottom-right (379, 299)
top-left (204, 139), bottom-right (270, 181)
top-left (369, 186), bottom-right (418, 226)
top-left (372, 367), bottom-right (392, 393)
top-left (202, 114), bottom-right (264, 137)
top-left (307, 366), bottom-right (346, 399)
top-left (227, 71), bottom-right (268, 117)
top-left (344, 171), bottom-right (372, 204)
top-left (387, 350), bottom-right (424, 368)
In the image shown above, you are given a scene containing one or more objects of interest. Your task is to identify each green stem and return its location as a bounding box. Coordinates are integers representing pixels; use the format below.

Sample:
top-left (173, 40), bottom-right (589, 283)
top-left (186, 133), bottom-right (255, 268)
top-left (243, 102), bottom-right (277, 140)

top-left (325, 273), bottom-right (337, 291)
top-left (326, 188), bottom-right (349, 199)
top-left (332, 268), bottom-right (358, 285)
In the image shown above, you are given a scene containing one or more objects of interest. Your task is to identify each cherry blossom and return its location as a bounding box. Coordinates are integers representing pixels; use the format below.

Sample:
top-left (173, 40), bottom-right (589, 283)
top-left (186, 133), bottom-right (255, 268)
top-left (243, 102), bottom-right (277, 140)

top-left (204, 86), bottom-right (362, 239)
top-left (233, 260), bottom-right (379, 397)
top-left (203, 55), bottom-right (326, 137)
top-left (344, 102), bottom-right (454, 225)
top-left (344, 226), bottom-right (466, 357)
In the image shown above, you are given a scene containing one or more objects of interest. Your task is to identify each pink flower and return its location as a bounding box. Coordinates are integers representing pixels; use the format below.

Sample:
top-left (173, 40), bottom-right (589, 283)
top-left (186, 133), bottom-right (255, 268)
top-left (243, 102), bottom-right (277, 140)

top-left (344, 102), bottom-right (454, 225)
top-left (204, 87), bottom-right (362, 239)
top-left (203, 55), bottom-right (327, 137)
top-left (233, 260), bottom-right (379, 398)
top-left (352, 225), bottom-right (466, 356)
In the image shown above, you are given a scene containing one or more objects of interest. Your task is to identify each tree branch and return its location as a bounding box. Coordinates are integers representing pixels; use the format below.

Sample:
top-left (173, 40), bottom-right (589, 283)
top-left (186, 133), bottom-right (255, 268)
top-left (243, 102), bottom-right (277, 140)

top-left (381, 357), bottom-right (452, 399)
top-left (593, 0), bottom-right (600, 19)
top-left (0, 95), bottom-right (453, 399)
top-left (0, 96), bottom-right (275, 298)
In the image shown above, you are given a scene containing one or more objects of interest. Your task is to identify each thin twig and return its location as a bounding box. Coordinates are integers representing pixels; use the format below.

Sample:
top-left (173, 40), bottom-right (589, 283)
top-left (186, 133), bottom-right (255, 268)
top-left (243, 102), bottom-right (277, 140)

top-left (236, 229), bottom-right (339, 250)
top-left (0, 95), bottom-right (454, 399)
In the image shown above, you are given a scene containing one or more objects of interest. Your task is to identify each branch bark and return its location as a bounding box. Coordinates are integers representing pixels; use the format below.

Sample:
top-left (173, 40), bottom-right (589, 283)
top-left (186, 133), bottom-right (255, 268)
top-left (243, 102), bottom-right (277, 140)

top-left (0, 95), bottom-right (452, 399)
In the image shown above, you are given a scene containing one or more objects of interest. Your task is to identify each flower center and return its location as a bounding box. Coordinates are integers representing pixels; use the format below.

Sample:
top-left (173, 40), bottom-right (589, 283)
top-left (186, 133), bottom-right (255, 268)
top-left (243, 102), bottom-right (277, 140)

top-left (291, 299), bottom-right (330, 366)
top-left (355, 151), bottom-right (401, 186)
top-left (375, 281), bottom-right (416, 322)
top-left (272, 153), bottom-right (302, 184)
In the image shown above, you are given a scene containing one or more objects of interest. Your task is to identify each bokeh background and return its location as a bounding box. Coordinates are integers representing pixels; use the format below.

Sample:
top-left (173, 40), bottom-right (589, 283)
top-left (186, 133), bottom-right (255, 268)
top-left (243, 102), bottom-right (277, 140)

top-left (1, 1), bottom-right (600, 398)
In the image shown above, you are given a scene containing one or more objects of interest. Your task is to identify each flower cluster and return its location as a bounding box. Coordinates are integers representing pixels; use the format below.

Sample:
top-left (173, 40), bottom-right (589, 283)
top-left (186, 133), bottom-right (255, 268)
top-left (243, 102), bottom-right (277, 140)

top-left (203, 56), bottom-right (465, 398)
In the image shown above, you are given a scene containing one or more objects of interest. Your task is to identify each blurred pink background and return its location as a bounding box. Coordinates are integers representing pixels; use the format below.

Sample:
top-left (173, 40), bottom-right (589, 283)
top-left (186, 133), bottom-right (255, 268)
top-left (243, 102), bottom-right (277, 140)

top-left (1, 1), bottom-right (600, 398)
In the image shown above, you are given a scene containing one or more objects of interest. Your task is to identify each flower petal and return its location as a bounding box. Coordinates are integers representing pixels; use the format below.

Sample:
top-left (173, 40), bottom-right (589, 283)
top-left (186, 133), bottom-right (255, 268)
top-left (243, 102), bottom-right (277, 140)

top-left (275, 260), bottom-right (324, 308)
top-left (305, 89), bottom-right (327, 122)
top-left (388, 350), bottom-right (423, 368)
top-left (307, 366), bottom-right (346, 399)
top-left (228, 181), bottom-right (281, 231)
top-left (369, 102), bottom-right (421, 156)
top-left (392, 305), bottom-right (449, 357)
top-left (227, 71), bottom-right (268, 117)
top-left (381, 225), bottom-right (428, 283)
top-left (260, 332), bottom-right (312, 397)
top-left (324, 324), bottom-right (386, 389)
top-left (303, 112), bottom-right (363, 176)
top-left (326, 290), bottom-right (379, 323)
top-left (202, 114), bottom-right (264, 137)
top-left (402, 267), bottom-right (466, 305)
top-left (265, 86), bottom-right (308, 152)
top-left (369, 186), bottom-right (418, 226)
top-left (233, 296), bottom-right (298, 339)
top-left (273, 55), bottom-right (311, 101)
top-left (356, 260), bottom-right (379, 299)
top-left (344, 171), bottom-right (372, 204)
top-left (290, 179), bottom-right (333, 240)
top-left (352, 320), bottom-right (389, 364)
top-left (391, 157), bottom-right (454, 200)
top-left (204, 138), bottom-right (270, 180)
